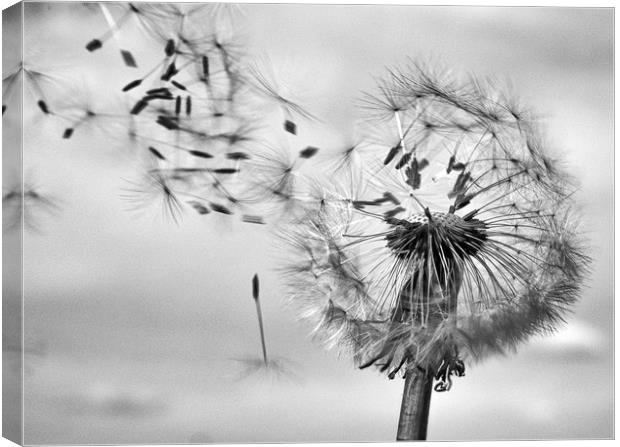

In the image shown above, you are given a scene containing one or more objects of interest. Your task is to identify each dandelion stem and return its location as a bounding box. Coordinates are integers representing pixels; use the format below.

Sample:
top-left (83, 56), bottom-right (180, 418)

top-left (397, 367), bottom-right (434, 440)
top-left (395, 269), bottom-right (461, 440)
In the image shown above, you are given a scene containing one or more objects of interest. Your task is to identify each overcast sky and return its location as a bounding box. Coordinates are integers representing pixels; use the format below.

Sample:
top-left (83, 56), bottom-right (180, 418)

top-left (2, 2), bottom-right (613, 444)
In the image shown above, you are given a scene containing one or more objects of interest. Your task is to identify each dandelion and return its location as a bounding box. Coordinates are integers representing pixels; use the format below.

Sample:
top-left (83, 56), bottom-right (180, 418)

top-left (280, 62), bottom-right (589, 440)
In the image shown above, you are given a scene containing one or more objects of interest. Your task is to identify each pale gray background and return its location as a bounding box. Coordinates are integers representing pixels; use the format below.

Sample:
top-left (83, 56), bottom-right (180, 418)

top-left (2, 2), bottom-right (613, 443)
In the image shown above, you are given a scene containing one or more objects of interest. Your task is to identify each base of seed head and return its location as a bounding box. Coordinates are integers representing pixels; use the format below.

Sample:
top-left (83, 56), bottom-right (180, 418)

top-left (386, 210), bottom-right (488, 261)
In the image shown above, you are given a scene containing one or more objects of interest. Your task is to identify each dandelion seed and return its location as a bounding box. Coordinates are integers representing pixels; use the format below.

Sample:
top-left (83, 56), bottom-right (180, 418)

top-left (188, 150), bottom-right (213, 159)
top-left (242, 215), bottom-right (265, 225)
top-left (3, 177), bottom-right (60, 233)
top-left (122, 79), bottom-right (142, 92)
top-left (245, 56), bottom-right (318, 122)
top-left (37, 100), bottom-right (50, 114)
top-left (175, 96), bottom-right (182, 115)
top-left (120, 50), bottom-right (138, 68)
top-left (188, 200), bottom-right (210, 215)
top-left (130, 100), bottom-right (148, 115)
top-left (145, 90), bottom-right (174, 101)
top-left (146, 87), bottom-right (171, 95)
top-left (4, 61), bottom-right (64, 117)
top-left (62, 128), bottom-right (74, 139)
top-left (148, 146), bottom-right (166, 161)
top-left (209, 203), bottom-right (232, 214)
top-left (156, 115), bottom-right (179, 130)
top-left (384, 206), bottom-right (405, 218)
top-left (384, 145), bottom-right (401, 165)
top-left (227, 152), bottom-right (250, 161)
top-left (201, 55), bottom-right (210, 83)
top-left (164, 39), bottom-right (175, 57)
top-left (85, 39), bottom-right (103, 52)
top-left (395, 152), bottom-right (412, 170)
top-left (171, 80), bottom-right (186, 91)
top-left (252, 274), bottom-right (269, 365)
top-left (161, 62), bottom-right (178, 81)
top-left (383, 192), bottom-right (401, 205)
top-left (284, 119), bottom-right (296, 135)
top-left (299, 146), bottom-right (319, 159)
top-left (210, 168), bottom-right (239, 175)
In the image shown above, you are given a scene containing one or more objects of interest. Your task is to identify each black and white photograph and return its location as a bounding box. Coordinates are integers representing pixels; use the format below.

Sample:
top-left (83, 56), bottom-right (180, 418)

top-left (1, 1), bottom-right (615, 444)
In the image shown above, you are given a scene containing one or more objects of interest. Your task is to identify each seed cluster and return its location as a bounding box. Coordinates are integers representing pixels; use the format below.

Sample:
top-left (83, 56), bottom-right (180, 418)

top-left (282, 62), bottom-right (588, 387)
top-left (385, 211), bottom-right (488, 262)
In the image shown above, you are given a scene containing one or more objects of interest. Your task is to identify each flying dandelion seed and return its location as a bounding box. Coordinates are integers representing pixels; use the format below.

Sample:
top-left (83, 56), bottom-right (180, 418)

top-left (244, 55), bottom-right (319, 136)
top-left (280, 62), bottom-right (589, 440)
top-left (82, 1), bottom-right (324, 229)
top-left (2, 61), bottom-right (65, 116)
top-left (230, 274), bottom-right (301, 383)
top-left (85, 2), bottom-right (172, 61)
top-left (253, 274), bottom-right (268, 365)
top-left (121, 171), bottom-right (184, 225)
top-left (2, 177), bottom-right (60, 233)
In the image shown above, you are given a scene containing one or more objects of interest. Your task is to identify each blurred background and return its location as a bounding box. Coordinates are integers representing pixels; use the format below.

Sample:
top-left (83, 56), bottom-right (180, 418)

top-left (2, 2), bottom-right (613, 443)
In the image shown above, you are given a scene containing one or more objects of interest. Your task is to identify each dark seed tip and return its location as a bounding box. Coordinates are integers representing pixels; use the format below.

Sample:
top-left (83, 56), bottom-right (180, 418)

top-left (284, 120), bottom-right (297, 135)
top-left (37, 100), bottom-right (49, 114)
top-left (122, 79), bottom-right (142, 92)
top-left (120, 50), bottom-right (138, 68)
top-left (252, 274), bottom-right (259, 300)
top-left (86, 39), bottom-right (102, 52)
top-left (299, 146), bottom-right (319, 159)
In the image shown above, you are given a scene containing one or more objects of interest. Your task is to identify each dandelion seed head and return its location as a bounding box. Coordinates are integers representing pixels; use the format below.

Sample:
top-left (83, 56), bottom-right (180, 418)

top-left (280, 62), bottom-right (590, 388)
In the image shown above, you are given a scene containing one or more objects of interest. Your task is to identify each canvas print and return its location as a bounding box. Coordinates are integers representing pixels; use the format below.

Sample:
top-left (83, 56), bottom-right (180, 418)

top-left (2, 1), bottom-right (614, 444)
